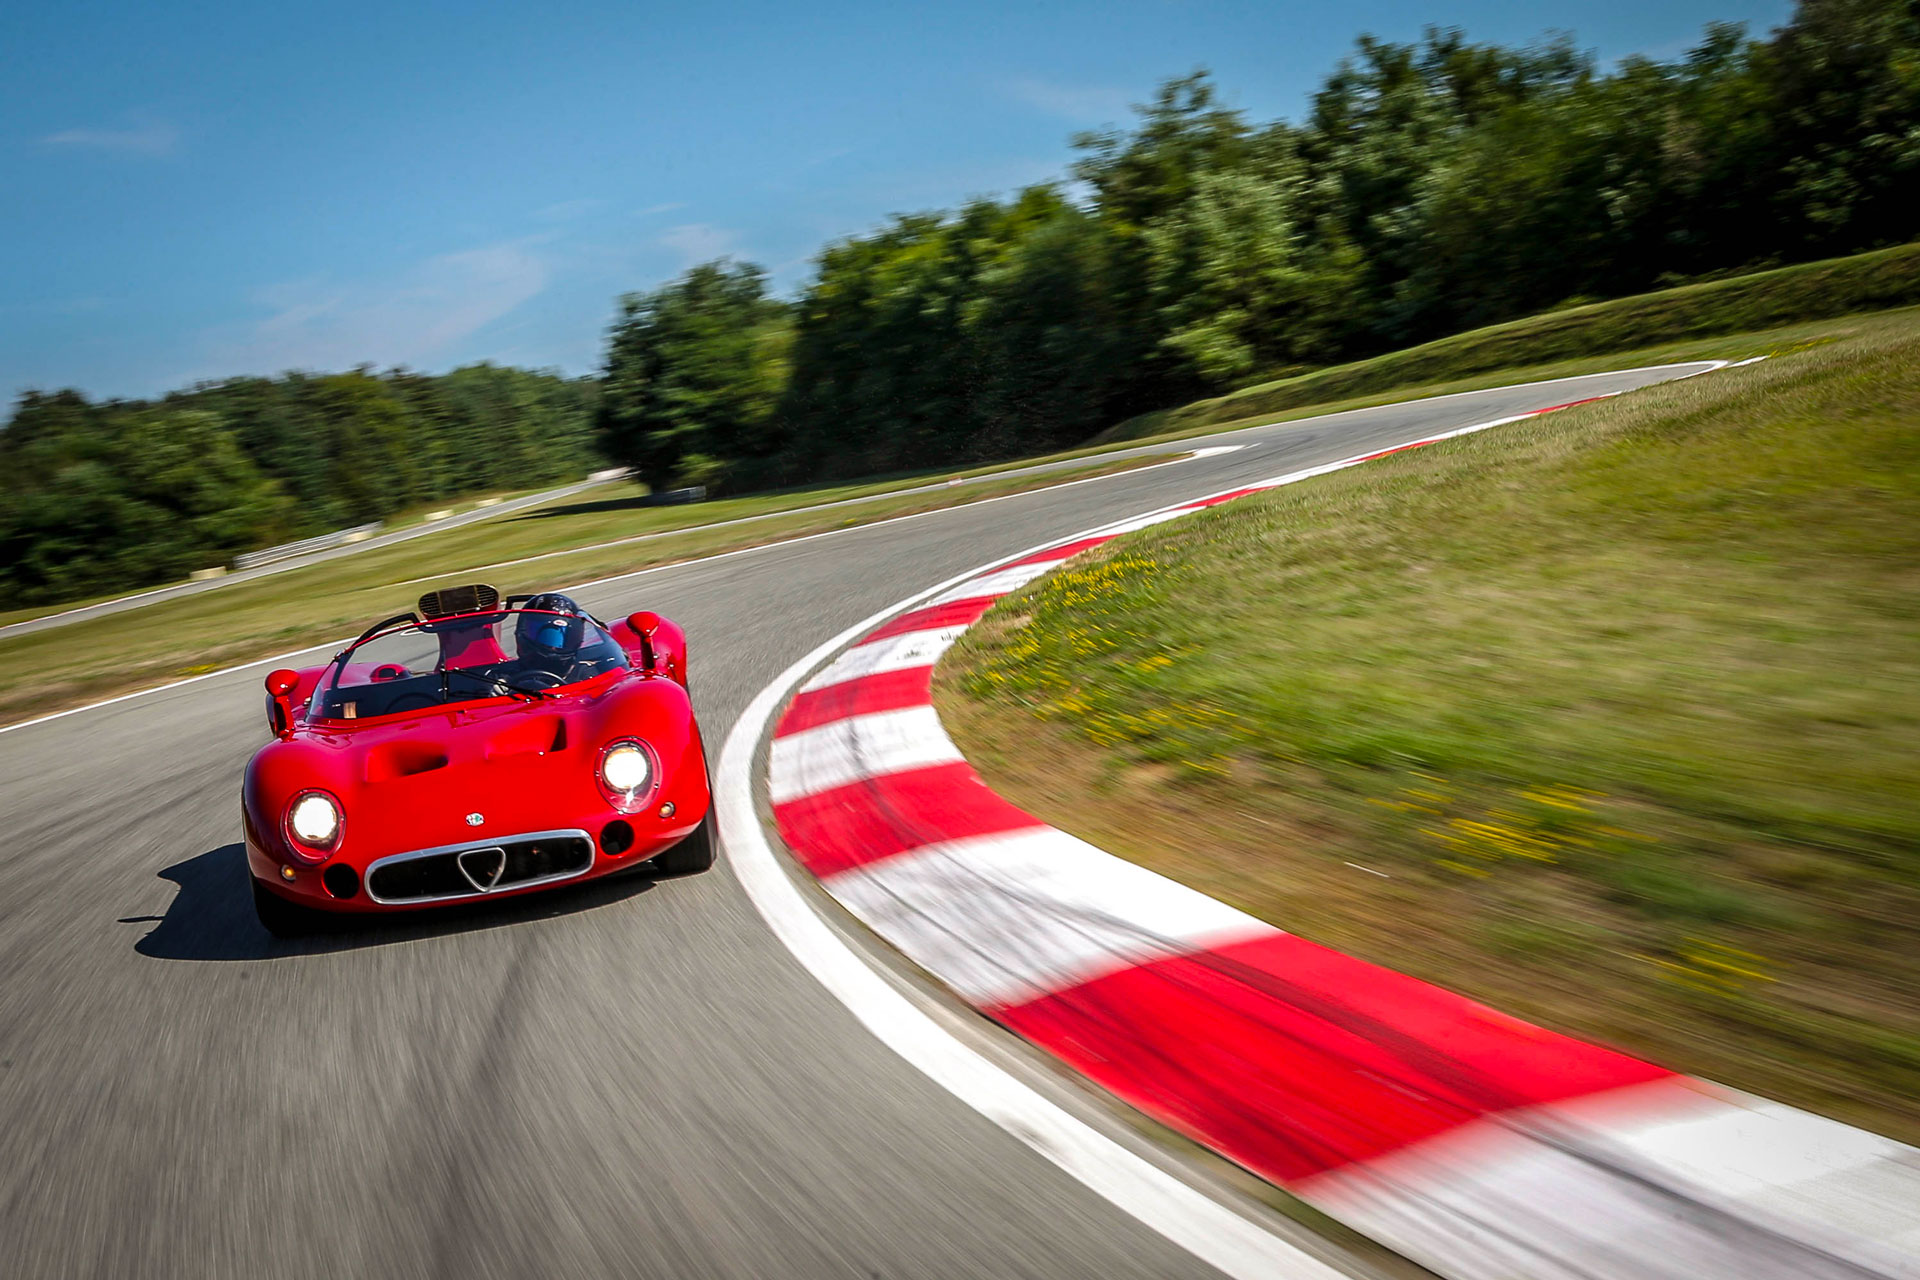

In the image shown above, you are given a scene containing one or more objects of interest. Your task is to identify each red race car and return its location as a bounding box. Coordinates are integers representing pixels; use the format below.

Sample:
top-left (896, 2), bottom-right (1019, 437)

top-left (242, 583), bottom-right (714, 936)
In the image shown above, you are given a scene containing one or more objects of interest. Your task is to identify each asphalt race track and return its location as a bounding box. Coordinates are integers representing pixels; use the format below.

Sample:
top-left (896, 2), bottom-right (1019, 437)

top-left (0, 366), bottom-right (1714, 1280)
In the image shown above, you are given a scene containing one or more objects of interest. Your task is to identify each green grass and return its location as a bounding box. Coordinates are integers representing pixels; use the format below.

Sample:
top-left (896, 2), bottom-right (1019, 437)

top-left (1099, 240), bottom-right (1920, 443)
top-left (0, 451), bottom-right (1168, 726)
top-left (940, 306), bottom-right (1920, 1144)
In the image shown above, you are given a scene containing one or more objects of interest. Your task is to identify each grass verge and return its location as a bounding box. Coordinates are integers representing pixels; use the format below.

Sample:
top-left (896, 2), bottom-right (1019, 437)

top-left (0, 452), bottom-right (1167, 727)
top-left (940, 309), bottom-right (1920, 1144)
top-left (0, 452), bottom-right (1181, 630)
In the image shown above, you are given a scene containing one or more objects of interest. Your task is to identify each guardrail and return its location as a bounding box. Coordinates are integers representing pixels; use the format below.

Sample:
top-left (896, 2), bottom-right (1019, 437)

top-left (228, 473), bottom-right (628, 573)
top-left (232, 522), bottom-right (382, 571)
top-left (640, 485), bottom-right (707, 506)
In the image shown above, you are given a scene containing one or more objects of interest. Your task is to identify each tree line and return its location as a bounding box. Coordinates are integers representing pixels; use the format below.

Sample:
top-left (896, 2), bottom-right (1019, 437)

top-left (600, 0), bottom-right (1920, 490)
top-left (0, 366), bottom-right (597, 604)
top-left (6, 0), bottom-right (1915, 606)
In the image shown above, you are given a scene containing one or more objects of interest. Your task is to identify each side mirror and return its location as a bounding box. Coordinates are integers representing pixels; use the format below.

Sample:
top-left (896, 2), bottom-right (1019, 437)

top-left (265, 669), bottom-right (300, 739)
top-left (626, 612), bottom-right (661, 672)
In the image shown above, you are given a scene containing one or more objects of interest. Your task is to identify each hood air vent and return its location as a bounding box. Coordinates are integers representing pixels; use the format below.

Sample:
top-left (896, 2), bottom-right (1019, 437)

top-left (418, 583), bottom-right (500, 620)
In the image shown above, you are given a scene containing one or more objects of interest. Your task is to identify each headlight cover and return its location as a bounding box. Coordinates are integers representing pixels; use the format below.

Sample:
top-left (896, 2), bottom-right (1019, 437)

top-left (284, 789), bottom-right (343, 862)
top-left (598, 739), bottom-right (656, 811)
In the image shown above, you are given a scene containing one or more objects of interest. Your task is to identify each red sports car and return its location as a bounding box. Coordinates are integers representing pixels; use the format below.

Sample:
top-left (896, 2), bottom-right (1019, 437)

top-left (242, 584), bottom-right (714, 936)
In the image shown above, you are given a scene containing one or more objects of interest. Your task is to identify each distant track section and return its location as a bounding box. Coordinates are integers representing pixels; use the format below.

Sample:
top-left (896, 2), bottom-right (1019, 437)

top-left (0, 471), bottom-right (624, 641)
top-left (230, 522), bottom-right (382, 571)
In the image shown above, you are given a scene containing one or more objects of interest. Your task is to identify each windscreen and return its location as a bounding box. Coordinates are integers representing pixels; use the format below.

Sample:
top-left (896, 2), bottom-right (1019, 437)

top-left (312, 610), bottom-right (628, 720)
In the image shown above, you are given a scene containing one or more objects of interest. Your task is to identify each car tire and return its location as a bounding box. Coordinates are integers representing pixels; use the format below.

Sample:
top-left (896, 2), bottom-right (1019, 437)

top-left (252, 877), bottom-right (323, 938)
top-left (649, 810), bottom-right (716, 877)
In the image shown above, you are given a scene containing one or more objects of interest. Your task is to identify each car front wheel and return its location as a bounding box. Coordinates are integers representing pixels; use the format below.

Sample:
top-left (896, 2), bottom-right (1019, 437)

top-left (251, 878), bottom-right (323, 938)
top-left (649, 811), bottom-right (716, 877)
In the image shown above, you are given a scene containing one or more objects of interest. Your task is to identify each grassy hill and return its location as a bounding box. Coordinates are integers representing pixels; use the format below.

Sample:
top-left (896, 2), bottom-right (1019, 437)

top-left (1100, 241), bottom-right (1920, 443)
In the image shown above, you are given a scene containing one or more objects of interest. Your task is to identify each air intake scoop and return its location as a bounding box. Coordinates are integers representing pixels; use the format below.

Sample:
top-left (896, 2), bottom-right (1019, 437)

top-left (418, 583), bottom-right (500, 620)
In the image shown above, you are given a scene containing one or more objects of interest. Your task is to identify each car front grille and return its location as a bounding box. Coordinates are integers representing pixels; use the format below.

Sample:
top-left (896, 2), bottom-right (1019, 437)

top-left (365, 830), bottom-right (595, 904)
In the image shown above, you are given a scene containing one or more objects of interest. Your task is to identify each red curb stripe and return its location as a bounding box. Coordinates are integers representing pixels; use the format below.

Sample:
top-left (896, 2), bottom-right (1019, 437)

top-left (1350, 440), bottom-right (1434, 464)
top-left (778, 667), bottom-right (934, 737)
top-left (773, 761), bottom-right (1046, 877)
top-left (864, 597), bottom-right (1001, 642)
top-left (1175, 486), bottom-right (1273, 509)
top-left (1527, 394), bottom-right (1607, 415)
top-left (992, 931), bottom-right (1672, 1185)
top-left (1006, 535), bottom-right (1115, 567)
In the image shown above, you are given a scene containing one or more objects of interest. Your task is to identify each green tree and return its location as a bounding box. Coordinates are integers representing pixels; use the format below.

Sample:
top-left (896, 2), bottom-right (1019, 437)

top-left (1145, 163), bottom-right (1363, 379)
top-left (599, 260), bottom-right (788, 490)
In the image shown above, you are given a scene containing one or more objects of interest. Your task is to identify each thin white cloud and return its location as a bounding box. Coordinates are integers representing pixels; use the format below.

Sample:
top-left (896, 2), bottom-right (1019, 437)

top-left (534, 197), bottom-right (603, 222)
top-left (658, 223), bottom-right (738, 268)
top-left (1002, 77), bottom-right (1132, 124)
top-left (635, 201), bottom-right (688, 218)
top-left (191, 240), bottom-right (550, 379)
top-left (42, 114), bottom-right (180, 156)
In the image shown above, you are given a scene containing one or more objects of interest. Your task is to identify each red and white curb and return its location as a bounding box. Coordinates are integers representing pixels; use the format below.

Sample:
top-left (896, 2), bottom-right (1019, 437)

top-left (762, 390), bottom-right (1920, 1280)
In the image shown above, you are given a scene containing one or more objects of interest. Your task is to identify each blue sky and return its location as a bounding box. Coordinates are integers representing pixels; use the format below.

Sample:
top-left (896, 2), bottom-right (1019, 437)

top-left (2, 0), bottom-right (1792, 401)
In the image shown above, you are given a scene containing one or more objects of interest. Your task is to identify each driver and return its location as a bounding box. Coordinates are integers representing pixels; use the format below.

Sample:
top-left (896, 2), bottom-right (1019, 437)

top-left (515, 593), bottom-right (587, 677)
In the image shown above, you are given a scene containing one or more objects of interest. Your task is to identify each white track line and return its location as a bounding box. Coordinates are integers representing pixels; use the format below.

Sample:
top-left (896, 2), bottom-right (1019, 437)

top-left (393, 450), bottom-right (1203, 587)
top-left (821, 827), bottom-right (1273, 1007)
top-left (432, 355), bottom-right (1728, 584)
top-left (0, 641), bottom-right (346, 737)
top-left (717, 573), bottom-right (1352, 1280)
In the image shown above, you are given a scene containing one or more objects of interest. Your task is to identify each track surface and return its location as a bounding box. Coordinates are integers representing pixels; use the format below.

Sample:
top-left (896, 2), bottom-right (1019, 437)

top-left (0, 365), bottom-right (1711, 1279)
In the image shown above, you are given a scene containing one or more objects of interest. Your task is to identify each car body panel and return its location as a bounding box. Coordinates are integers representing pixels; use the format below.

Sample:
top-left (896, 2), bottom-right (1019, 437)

top-left (243, 607), bottom-right (709, 915)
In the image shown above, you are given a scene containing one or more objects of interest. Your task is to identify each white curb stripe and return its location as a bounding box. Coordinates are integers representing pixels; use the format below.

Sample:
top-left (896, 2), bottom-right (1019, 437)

top-left (799, 625), bottom-right (972, 696)
top-left (767, 705), bottom-right (964, 804)
top-left (926, 561), bottom-right (1062, 606)
top-left (821, 827), bottom-right (1278, 1007)
top-left (1298, 1080), bottom-right (1918, 1280)
top-left (1093, 507), bottom-right (1213, 536)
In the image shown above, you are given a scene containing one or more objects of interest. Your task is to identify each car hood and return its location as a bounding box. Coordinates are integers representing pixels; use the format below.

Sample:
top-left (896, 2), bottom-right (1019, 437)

top-left (246, 674), bottom-right (704, 862)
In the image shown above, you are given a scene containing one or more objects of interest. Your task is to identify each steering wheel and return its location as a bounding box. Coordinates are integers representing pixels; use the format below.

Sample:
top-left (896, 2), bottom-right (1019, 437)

top-left (508, 669), bottom-right (567, 693)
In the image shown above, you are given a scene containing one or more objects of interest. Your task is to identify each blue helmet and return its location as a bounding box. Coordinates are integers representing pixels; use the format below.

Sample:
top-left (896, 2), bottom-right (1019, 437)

top-left (517, 593), bottom-right (584, 663)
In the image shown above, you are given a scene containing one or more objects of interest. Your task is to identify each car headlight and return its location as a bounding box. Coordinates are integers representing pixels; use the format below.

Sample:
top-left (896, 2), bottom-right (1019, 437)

top-left (284, 789), bottom-right (343, 861)
top-left (598, 739), bottom-right (655, 809)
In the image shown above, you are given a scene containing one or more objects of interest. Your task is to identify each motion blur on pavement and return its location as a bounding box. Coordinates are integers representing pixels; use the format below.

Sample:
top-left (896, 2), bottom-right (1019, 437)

top-left (3, 0), bottom-right (1916, 1276)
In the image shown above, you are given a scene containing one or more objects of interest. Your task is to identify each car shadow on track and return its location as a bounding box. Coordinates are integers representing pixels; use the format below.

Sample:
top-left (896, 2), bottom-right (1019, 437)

top-left (129, 843), bottom-right (659, 961)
